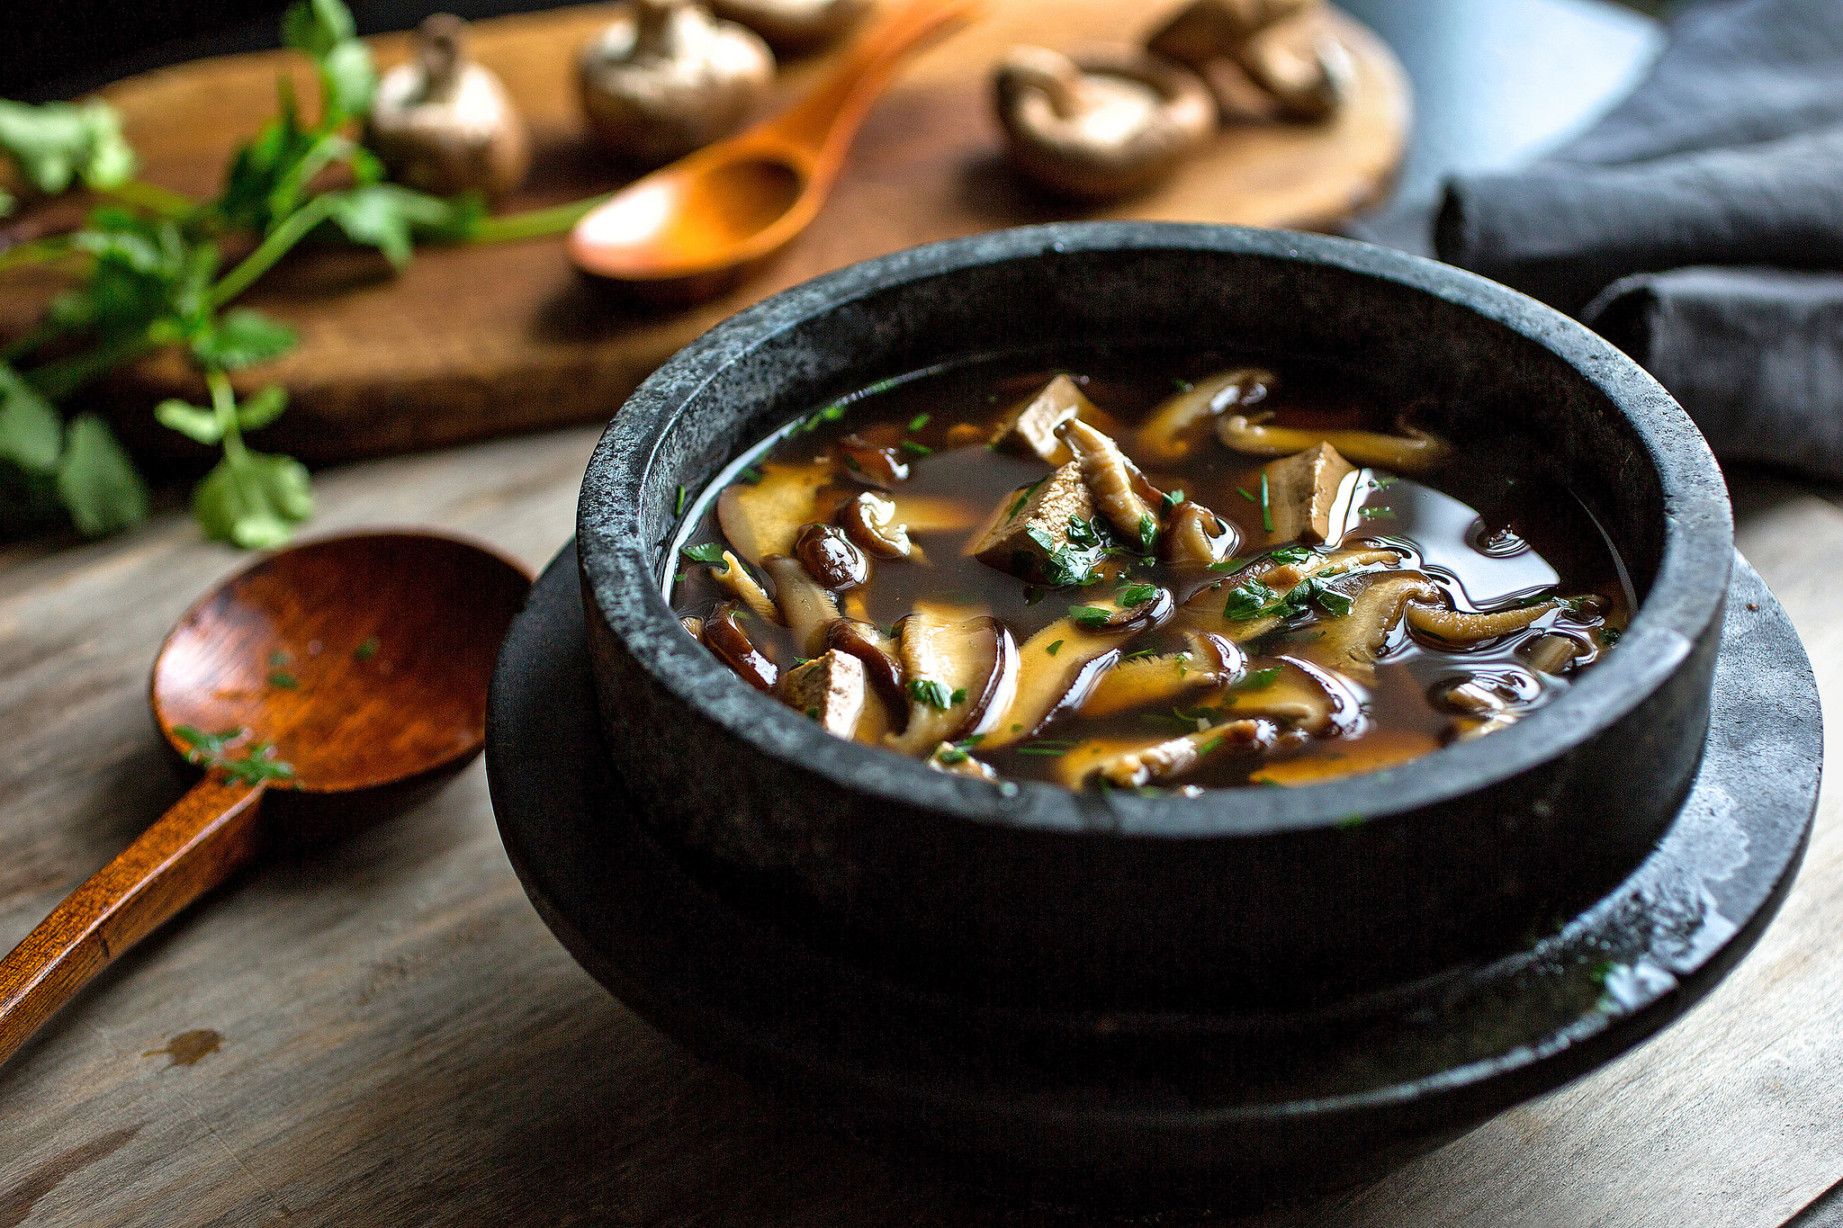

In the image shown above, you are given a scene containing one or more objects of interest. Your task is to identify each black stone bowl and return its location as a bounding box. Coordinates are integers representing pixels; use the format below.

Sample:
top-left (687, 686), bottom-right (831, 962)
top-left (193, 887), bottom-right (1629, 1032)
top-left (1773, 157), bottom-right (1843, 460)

top-left (577, 222), bottom-right (1732, 1013)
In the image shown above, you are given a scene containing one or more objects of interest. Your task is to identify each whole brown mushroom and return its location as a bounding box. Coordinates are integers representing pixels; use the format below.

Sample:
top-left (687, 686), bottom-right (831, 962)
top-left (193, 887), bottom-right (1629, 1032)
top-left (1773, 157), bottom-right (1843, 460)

top-left (710, 0), bottom-right (873, 54)
top-left (578, 0), bottom-right (776, 166)
top-left (1145, 0), bottom-right (1351, 123)
top-left (992, 45), bottom-right (1215, 200)
top-left (366, 14), bottom-right (531, 198)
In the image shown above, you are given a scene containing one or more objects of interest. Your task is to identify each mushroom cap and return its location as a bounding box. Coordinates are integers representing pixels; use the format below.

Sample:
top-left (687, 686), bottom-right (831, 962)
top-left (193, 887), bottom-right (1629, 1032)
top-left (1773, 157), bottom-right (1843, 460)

top-left (367, 18), bottom-right (531, 197)
top-left (578, 1), bottom-right (776, 165)
top-left (993, 45), bottom-right (1216, 201)
top-left (710, 0), bottom-right (873, 54)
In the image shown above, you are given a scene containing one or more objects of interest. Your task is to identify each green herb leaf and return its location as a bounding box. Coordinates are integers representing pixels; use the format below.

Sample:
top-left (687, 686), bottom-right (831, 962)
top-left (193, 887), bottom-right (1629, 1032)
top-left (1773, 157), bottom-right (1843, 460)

top-left (737, 465), bottom-right (763, 485)
top-left (674, 485), bottom-right (686, 516)
top-left (1068, 605), bottom-right (1112, 629)
top-left (220, 741), bottom-right (297, 786)
top-left (1121, 582), bottom-right (1157, 607)
top-left (937, 747), bottom-right (969, 764)
top-left (353, 636), bottom-right (380, 661)
top-left (681, 542), bottom-right (726, 564)
top-left (1222, 579), bottom-right (1278, 621)
top-left (192, 449), bottom-right (313, 549)
top-left (1236, 486), bottom-right (1256, 503)
top-left (56, 415), bottom-right (149, 537)
top-left (950, 687), bottom-right (968, 705)
top-left (1161, 489), bottom-right (1185, 515)
top-left (174, 725), bottom-right (243, 761)
top-left (1265, 544), bottom-right (1315, 564)
top-left (1230, 666), bottom-right (1282, 692)
top-left (1138, 512), bottom-right (1157, 553)
top-left (1006, 478), bottom-right (1046, 521)
top-left (268, 670), bottom-right (299, 689)
top-left (0, 365), bottom-right (65, 473)
top-left (899, 440), bottom-right (932, 457)
top-left (0, 98), bottom-right (136, 196)
top-left (1358, 505), bottom-right (1395, 520)
top-left (907, 413), bottom-right (930, 432)
top-left (1045, 639), bottom-right (1064, 656)
top-left (191, 307), bottom-right (297, 370)
top-left (908, 678), bottom-right (955, 709)
top-left (236, 384), bottom-right (288, 432)
top-left (1259, 471), bottom-right (1273, 533)
top-left (323, 184), bottom-right (457, 268)
top-left (317, 39), bottom-right (377, 124)
top-left (1600, 626), bottom-right (1623, 644)
top-left (281, 0), bottom-right (355, 57)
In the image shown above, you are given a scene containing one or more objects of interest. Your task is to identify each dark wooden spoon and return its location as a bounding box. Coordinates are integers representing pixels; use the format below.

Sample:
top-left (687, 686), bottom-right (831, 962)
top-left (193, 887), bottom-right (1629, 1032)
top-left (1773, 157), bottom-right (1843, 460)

top-left (0, 531), bottom-right (531, 1068)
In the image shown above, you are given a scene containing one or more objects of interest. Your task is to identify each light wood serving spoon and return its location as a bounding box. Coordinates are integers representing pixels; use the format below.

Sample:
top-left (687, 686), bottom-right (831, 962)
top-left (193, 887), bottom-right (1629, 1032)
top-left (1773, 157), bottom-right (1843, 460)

top-left (569, 0), bottom-right (983, 299)
top-left (0, 531), bottom-right (531, 1069)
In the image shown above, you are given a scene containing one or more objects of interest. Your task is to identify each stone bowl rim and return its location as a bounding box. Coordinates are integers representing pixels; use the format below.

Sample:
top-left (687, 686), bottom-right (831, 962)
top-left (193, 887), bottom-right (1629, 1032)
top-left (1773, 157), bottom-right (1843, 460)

top-left (576, 221), bottom-right (1733, 840)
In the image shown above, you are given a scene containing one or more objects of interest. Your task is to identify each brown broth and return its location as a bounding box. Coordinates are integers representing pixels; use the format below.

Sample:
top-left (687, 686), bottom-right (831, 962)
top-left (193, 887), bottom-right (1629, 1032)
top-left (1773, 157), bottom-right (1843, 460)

top-left (667, 351), bottom-right (1633, 792)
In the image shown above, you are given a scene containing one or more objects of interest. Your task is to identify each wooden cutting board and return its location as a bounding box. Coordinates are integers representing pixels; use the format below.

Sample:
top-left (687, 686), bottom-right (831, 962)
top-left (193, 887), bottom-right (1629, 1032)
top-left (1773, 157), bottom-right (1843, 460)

top-left (4, 1), bottom-right (1408, 465)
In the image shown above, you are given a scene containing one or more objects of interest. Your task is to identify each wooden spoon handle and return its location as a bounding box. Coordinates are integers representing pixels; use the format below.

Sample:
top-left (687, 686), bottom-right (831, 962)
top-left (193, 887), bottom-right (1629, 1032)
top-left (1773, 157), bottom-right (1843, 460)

top-left (0, 776), bottom-right (265, 1068)
top-left (771, 0), bottom-right (985, 155)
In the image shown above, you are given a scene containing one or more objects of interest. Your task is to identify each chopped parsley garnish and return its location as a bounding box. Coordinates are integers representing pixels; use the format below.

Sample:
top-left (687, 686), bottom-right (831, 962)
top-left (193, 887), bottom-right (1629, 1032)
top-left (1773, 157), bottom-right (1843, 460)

top-left (907, 413), bottom-right (931, 432)
top-left (900, 440), bottom-right (933, 458)
top-left (1015, 739), bottom-right (1076, 757)
top-left (1006, 478), bottom-right (1046, 521)
top-left (1230, 666), bottom-right (1282, 692)
top-left (1195, 735), bottom-right (1224, 755)
top-left (1334, 812), bottom-right (1367, 830)
top-left (268, 670), bottom-right (299, 689)
top-left (1359, 506), bottom-right (1395, 520)
top-left (936, 747), bottom-right (969, 764)
top-left (737, 465), bottom-right (764, 484)
top-left (1045, 639), bottom-right (1064, 656)
top-left (1259, 471), bottom-right (1273, 533)
top-left (1236, 487), bottom-right (1256, 503)
top-left (674, 485), bottom-right (687, 516)
top-left (1138, 512), bottom-right (1157, 552)
top-left (1121, 582), bottom-right (1158, 607)
top-left (1374, 474), bottom-right (1398, 488)
top-left (1066, 515), bottom-right (1102, 546)
top-left (1161, 489), bottom-right (1185, 515)
top-left (1121, 648), bottom-right (1158, 661)
top-left (1068, 605), bottom-right (1113, 629)
top-left (907, 679), bottom-right (957, 709)
top-left (805, 706), bottom-right (820, 719)
top-left (173, 726), bottom-right (295, 787)
top-left (822, 404), bottom-right (845, 421)
top-left (1266, 544), bottom-right (1316, 564)
top-left (1601, 626), bottom-right (1623, 644)
top-left (1173, 378), bottom-right (1194, 392)
top-left (1223, 579), bottom-right (1279, 621)
top-left (682, 542), bottom-right (726, 564)
top-left (353, 636), bottom-right (380, 661)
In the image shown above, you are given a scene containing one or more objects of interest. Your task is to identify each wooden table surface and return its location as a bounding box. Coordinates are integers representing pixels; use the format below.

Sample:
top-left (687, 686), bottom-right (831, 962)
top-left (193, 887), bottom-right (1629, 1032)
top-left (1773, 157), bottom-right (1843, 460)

top-left (5, 1), bottom-right (1843, 1224)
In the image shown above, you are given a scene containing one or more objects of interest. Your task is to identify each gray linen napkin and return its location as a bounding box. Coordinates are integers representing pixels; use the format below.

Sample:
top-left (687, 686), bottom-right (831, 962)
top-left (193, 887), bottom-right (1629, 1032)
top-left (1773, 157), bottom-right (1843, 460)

top-left (1426, 0), bottom-right (1843, 479)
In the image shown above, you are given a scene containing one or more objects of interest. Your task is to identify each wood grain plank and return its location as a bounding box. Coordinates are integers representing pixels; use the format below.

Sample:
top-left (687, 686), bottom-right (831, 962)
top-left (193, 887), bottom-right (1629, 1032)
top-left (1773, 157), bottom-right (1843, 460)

top-left (0, 449), bottom-right (1838, 1226)
top-left (0, 1), bottom-right (1409, 466)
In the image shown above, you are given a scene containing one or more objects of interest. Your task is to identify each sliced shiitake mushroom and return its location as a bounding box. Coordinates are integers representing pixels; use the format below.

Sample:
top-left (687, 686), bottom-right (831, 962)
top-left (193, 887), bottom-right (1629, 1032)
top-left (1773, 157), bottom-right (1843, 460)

top-left (838, 491), bottom-right (918, 561)
top-left (928, 740), bottom-right (1000, 780)
top-left (1056, 416), bottom-right (1162, 546)
top-left (1406, 598), bottom-right (1564, 644)
top-left (979, 603), bottom-right (1142, 749)
top-left (1057, 719), bottom-right (1273, 788)
top-left (1250, 727), bottom-right (1441, 786)
top-left (1430, 676), bottom-right (1519, 741)
top-left (1076, 585), bottom-right (1174, 635)
top-left (1136, 368), bottom-right (1272, 463)
top-left (886, 606), bottom-right (1018, 754)
top-left (1223, 655), bottom-right (1363, 736)
top-left (680, 615), bottom-right (705, 640)
top-left (718, 459), bottom-right (835, 566)
top-left (708, 548), bottom-right (783, 623)
top-left (762, 553), bottom-right (841, 656)
top-left (1161, 500), bottom-right (1239, 567)
top-left (1526, 633), bottom-right (1587, 675)
top-left (703, 602), bottom-right (779, 692)
top-left (1174, 546), bottom-right (1401, 641)
top-left (794, 522), bottom-right (869, 590)
top-left (1079, 630), bottom-right (1237, 718)
top-left (825, 617), bottom-right (906, 703)
top-left (1301, 571), bottom-right (1441, 681)
top-left (836, 433), bottom-right (909, 488)
top-left (1218, 415), bottom-right (1453, 473)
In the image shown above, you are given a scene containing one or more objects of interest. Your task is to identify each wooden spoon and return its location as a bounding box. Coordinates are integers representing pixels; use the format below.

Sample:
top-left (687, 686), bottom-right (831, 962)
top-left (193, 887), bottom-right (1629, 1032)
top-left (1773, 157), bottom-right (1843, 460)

top-left (0, 531), bottom-right (531, 1068)
top-left (569, 0), bottom-right (983, 299)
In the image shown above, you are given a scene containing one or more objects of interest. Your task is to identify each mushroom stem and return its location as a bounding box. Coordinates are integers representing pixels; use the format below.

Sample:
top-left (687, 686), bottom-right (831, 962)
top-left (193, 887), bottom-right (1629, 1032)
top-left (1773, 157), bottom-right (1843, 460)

top-left (1001, 46), bottom-right (1094, 120)
top-left (1527, 633), bottom-right (1585, 675)
top-left (634, 0), bottom-right (683, 56)
top-left (1218, 415), bottom-right (1453, 473)
top-left (418, 14), bottom-right (466, 99)
top-left (1406, 599), bottom-right (1560, 644)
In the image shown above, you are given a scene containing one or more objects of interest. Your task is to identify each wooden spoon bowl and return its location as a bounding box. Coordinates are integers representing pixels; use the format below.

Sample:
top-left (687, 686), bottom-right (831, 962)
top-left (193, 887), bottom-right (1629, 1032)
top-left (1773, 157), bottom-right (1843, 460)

top-left (0, 531), bottom-right (531, 1069)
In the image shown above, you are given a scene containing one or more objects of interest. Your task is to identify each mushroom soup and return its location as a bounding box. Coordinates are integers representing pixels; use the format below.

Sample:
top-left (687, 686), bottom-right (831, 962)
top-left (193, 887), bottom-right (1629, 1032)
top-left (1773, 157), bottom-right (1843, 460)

top-left (667, 354), bottom-right (1632, 792)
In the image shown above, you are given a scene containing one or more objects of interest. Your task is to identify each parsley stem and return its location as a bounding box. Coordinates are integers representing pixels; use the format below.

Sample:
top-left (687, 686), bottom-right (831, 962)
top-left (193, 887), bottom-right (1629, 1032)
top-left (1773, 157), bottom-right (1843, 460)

top-left (26, 327), bottom-right (157, 400)
top-left (467, 193), bottom-right (612, 244)
top-left (1260, 471), bottom-right (1273, 533)
top-left (210, 192), bottom-right (338, 307)
top-left (97, 178), bottom-right (198, 220)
